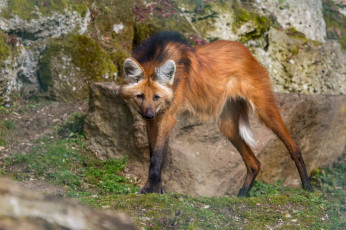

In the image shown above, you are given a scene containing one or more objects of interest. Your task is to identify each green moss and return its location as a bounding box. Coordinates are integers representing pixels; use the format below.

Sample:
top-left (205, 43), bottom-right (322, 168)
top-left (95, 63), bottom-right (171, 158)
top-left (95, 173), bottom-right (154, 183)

top-left (323, 0), bottom-right (346, 50)
top-left (89, 0), bottom-right (134, 74)
top-left (58, 112), bottom-right (86, 138)
top-left (133, 0), bottom-right (203, 46)
top-left (289, 46), bottom-right (299, 55)
top-left (110, 42), bottom-right (131, 78)
top-left (0, 32), bottom-right (11, 64)
top-left (232, 2), bottom-right (271, 43)
top-left (39, 34), bottom-right (117, 91)
top-left (92, 0), bottom-right (134, 40)
top-left (38, 41), bottom-right (60, 91)
top-left (67, 35), bottom-right (117, 77)
top-left (282, 27), bottom-right (322, 47)
top-left (339, 36), bottom-right (346, 50)
top-left (133, 21), bottom-right (160, 47)
top-left (1, 0), bottom-right (89, 20)
top-left (0, 119), bottom-right (16, 147)
top-left (133, 12), bottom-right (191, 47)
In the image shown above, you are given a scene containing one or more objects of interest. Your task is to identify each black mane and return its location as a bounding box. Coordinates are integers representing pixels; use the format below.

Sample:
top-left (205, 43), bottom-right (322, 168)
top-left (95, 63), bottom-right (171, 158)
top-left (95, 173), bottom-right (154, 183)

top-left (133, 31), bottom-right (191, 64)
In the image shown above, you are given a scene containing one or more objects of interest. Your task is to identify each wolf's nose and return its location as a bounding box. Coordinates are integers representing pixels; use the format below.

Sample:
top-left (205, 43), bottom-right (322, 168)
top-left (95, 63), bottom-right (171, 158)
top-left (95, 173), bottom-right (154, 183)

top-left (143, 109), bottom-right (155, 120)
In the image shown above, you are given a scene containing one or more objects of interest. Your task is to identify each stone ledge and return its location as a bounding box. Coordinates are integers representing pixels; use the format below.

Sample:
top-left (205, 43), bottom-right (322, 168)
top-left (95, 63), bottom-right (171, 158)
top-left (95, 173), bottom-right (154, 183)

top-left (0, 178), bottom-right (138, 230)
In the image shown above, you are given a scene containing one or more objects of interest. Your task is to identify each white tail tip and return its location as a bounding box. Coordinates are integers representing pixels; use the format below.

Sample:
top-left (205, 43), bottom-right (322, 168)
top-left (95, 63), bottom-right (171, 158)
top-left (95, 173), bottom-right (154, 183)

top-left (239, 116), bottom-right (257, 148)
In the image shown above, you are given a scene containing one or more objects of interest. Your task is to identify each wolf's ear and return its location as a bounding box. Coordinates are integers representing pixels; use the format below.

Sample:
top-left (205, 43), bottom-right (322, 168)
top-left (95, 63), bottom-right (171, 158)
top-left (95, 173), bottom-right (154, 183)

top-left (123, 58), bottom-right (143, 84)
top-left (155, 60), bottom-right (176, 86)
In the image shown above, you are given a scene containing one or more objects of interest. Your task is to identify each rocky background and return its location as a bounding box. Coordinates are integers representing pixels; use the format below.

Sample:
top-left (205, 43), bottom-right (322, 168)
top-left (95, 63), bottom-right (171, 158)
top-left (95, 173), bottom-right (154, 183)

top-left (0, 0), bottom-right (345, 105)
top-left (0, 0), bottom-right (345, 196)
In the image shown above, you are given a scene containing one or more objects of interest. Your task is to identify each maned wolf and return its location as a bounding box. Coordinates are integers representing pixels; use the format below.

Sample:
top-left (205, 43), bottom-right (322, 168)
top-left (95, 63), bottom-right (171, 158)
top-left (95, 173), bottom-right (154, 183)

top-left (120, 31), bottom-right (313, 196)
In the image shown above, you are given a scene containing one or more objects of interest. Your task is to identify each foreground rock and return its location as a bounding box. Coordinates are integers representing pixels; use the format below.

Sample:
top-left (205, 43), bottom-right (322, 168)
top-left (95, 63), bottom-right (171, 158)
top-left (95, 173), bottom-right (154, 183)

top-left (85, 82), bottom-right (345, 196)
top-left (0, 178), bottom-right (138, 230)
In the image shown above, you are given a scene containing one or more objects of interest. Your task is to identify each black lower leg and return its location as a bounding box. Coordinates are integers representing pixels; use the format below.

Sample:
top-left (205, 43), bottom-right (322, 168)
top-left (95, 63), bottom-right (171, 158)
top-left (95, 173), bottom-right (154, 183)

top-left (238, 166), bottom-right (260, 197)
top-left (140, 141), bottom-right (168, 194)
top-left (294, 149), bottom-right (313, 192)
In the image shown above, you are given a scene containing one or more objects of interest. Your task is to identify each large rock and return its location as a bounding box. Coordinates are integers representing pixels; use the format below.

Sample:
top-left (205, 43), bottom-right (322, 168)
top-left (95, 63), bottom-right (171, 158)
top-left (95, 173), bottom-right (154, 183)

top-left (0, 0), bottom-right (135, 103)
top-left (38, 35), bottom-right (118, 100)
top-left (84, 82), bottom-right (345, 196)
top-left (251, 0), bottom-right (326, 42)
top-left (0, 178), bottom-right (138, 230)
top-left (0, 0), bottom-right (91, 103)
top-left (253, 28), bottom-right (346, 95)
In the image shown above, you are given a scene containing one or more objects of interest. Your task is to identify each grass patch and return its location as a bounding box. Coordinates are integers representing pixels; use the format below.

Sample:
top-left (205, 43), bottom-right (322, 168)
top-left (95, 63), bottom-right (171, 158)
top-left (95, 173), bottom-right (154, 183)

top-left (3, 120), bottom-right (16, 130)
top-left (58, 112), bottom-right (86, 138)
top-left (0, 104), bottom-right (13, 114)
top-left (79, 190), bottom-right (337, 229)
top-left (78, 156), bottom-right (345, 229)
top-left (0, 119), bottom-right (16, 146)
top-left (4, 137), bottom-right (139, 197)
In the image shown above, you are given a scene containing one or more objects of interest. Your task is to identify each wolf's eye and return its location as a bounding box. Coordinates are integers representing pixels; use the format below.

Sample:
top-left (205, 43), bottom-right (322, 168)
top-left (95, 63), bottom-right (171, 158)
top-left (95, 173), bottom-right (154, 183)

top-left (154, 95), bottom-right (160, 101)
top-left (136, 94), bottom-right (144, 100)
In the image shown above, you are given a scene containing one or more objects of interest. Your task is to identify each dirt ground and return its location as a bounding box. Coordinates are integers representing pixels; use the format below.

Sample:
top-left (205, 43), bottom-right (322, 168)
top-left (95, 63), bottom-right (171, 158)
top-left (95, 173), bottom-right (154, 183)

top-left (0, 99), bottom-right (88, 195)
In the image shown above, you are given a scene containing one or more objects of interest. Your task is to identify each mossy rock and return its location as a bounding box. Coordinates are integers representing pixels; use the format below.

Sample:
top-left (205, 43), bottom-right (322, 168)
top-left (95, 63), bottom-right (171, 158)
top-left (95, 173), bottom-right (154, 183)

top-left (232, 2), bottom-right (271, 43)
top-left (133, 0), bottom-right (271, 45)
top-left (89, 0), bottom-right (135, 73)
top-left (133, 0), bottom-right (194, 46)
top-left (133, 0), bottom-right (232, 45)
top-left (134, 17), bottom-right (192, 46)
top-left (39, 34), bottom-right (117, 101)
top-left (0, 32), bottom-right (12, 105)
top-left (0, 32), bottom-right (11, 65)
top-left (322, 0), bottom-right (346, 50)
top-left (1, 0), bottom-right (89, 20)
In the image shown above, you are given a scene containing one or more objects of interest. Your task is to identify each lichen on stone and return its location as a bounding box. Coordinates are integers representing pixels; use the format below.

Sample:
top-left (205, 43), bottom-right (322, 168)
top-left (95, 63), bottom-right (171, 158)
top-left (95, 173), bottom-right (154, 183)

top-left (89, 0), bottom-right (134, 75)
top-left (232, 2), bottom-right (271, 43)
top-left (133, 0), bottom-right (192, 46)
top-left (1, 0), bottom-right (89, 20)
top-left (174, 0), bottom-right (271, 44)
top-left (0, 31), bottom-right (11, 64)
top-left (323, 0), bottom-right (346, 50)
top-left (39, 34), bottom-right (117, 100)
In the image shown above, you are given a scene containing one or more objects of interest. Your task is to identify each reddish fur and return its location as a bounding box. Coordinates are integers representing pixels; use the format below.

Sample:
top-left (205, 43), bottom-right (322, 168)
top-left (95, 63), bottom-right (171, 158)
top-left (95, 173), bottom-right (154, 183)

top-left (121, 36), bottom-right (313, 196)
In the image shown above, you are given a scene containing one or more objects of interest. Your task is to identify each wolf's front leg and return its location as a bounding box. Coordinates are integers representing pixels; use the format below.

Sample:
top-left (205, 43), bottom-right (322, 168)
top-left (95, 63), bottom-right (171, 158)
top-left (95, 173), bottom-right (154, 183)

top-left (139, 114), bottom-right (176, 194)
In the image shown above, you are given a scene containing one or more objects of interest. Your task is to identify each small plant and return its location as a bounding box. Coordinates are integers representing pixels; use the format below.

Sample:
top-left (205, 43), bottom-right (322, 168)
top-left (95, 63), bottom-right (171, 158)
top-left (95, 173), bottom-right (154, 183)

top-left (278, 0), bottom-right (289, 10)
top-left (0, 119), bottom-right (16, 146)
top-left (310, 155), bottom-right (345, 193)
top-left (58, 113), bottom-right (86, 138)
top-left (0, 105), bottom-right (12, 114)
top-left (0, 138), bottom-right (7, 146)
top-left (3, 120), bottom-right (16, 130)
top-left (248, 180), bottom-right (284, 197)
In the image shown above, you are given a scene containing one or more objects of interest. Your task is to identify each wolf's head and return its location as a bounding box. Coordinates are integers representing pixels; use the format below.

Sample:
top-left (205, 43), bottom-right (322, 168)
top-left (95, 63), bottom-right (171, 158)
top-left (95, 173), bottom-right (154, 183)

top-left (121, 58), bottom-right (176, 120)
